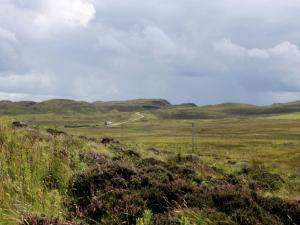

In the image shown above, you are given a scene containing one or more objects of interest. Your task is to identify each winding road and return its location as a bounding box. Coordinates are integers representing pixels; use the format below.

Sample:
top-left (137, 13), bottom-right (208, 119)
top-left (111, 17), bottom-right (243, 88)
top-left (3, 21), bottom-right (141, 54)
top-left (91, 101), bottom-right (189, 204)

top-left (107, 112), bottom-right (145, 127)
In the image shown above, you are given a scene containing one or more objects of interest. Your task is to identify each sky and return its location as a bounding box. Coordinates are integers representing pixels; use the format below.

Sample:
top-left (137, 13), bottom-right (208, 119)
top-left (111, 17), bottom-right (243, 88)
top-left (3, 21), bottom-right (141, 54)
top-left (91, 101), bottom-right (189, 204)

top-left (1, 0), bottom-right (300, 105)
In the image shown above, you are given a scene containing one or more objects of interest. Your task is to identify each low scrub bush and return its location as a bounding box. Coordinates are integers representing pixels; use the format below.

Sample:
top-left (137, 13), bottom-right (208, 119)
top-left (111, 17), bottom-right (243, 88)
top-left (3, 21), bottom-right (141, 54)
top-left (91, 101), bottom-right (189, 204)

top-left (67, 154), bottom-right (300, 225)
top-left (67, 157), bottom-right (200, 224)
top-left (239, 165), bottom-right (284, 191)
top-left (20, 215), bottom-right (81, 225)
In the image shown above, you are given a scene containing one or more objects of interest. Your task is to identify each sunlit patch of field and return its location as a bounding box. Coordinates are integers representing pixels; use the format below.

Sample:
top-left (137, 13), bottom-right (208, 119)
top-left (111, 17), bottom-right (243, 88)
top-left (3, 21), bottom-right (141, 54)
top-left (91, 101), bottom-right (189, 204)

top-left (266, 112), bottom-right (300, 120)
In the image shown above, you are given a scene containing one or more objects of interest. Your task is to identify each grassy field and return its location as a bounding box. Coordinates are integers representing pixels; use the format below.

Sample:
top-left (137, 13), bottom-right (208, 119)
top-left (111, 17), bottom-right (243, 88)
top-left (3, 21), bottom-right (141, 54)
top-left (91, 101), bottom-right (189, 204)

top-left (267, 112), bottom-right (300, 120)
top-left (1, 106), bottom-right (300, 224)
top-left (11, 111), bottom-right (300, 198)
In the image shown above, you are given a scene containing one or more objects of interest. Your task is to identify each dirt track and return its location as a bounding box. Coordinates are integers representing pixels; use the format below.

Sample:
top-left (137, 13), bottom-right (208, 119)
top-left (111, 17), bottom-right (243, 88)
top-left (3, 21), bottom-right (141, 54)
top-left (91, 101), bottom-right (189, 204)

top-left (107, 112), bottom-right (144, 127)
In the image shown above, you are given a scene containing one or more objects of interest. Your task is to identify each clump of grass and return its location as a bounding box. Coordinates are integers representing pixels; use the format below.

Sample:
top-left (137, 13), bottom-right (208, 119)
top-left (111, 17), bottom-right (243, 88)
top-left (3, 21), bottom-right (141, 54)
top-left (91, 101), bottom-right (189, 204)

top-left (177, 208), bottom-right (236, 225)
top-left (178, 216), bottom-right (192, 225)
top-left (136, 210), bottom-right (153, 225)
top-left (0, 120), bottom-right (97, 224)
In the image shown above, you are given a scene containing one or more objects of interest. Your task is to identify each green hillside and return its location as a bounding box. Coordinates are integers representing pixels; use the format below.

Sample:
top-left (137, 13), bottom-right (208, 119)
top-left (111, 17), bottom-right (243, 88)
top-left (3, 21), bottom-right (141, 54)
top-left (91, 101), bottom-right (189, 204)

top-left (2, 99), bottom-right (300, 121)
top-left (0, 99), bottom-right (171, 115)
top-left (94, 98), bottom-right (171, 112)
top-left (155, 101), bottom-right (300, 119)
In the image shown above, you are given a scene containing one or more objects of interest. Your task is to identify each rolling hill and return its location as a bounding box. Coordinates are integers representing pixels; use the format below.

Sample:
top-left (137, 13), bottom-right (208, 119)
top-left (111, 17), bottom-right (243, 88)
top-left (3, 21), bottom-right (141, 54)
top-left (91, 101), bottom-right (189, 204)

top-left (0, 99), bottom-right (171, 115)
top-left (2, 98), bottom-right (300, 119)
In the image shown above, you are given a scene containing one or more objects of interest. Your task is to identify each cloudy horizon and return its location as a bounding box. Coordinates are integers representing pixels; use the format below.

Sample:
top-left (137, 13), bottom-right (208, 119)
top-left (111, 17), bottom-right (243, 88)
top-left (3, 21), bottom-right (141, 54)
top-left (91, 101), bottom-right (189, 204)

top-left (1, 0), bottom-right (300, 105)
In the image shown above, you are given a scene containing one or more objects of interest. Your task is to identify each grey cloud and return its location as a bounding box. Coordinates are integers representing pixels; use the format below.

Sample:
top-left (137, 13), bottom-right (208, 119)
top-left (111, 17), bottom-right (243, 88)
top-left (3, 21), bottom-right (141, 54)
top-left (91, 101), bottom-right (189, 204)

top-left (212, 40), bottom-right (300, 93)
top-left (0, 27), bottom-right (17, 42)
top-left (0, 73), bottom-right (56, 95)
top-left (1, 0), bottom-right (300, 104)
top-left (0, 27), bottom-right (22, 72)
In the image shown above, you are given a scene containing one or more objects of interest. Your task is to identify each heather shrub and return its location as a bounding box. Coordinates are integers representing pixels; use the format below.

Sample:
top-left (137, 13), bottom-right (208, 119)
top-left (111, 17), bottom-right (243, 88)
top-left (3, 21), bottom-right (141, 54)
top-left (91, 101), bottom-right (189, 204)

top-left (79, 151), bottom-right (108, 164)
top-left (255, 195), bottom-right (300, 224)
top-left (67, 153), bottom-right (300, 225)
top-left (239, 164), bottom-right (284, 191)
top-left (67, 158), bottom-right (197, 224)
top-left (209, 184), bottom-right (284, 225)
top-left (20, 215), bottom-right (82, 225)
top-left (151, 213), bottom-right (179, 225)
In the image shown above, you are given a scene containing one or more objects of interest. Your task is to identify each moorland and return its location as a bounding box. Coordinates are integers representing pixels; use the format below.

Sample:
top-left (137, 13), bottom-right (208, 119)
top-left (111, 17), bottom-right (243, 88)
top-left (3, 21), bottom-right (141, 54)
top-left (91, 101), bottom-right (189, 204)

top-left (0, 99), bottom-right (299, 224)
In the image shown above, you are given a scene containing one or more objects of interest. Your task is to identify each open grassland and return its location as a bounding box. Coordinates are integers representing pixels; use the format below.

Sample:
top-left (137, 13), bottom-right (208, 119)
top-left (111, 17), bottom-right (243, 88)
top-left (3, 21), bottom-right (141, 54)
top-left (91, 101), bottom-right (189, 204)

top-left (11, 112), bottom-right (300, 198)
top-left (1, 109), bottom-right (300, 224)
top-left (267, 112), bottom-right (300, 120)
top-left (67, 116), bottom-right (300, 199)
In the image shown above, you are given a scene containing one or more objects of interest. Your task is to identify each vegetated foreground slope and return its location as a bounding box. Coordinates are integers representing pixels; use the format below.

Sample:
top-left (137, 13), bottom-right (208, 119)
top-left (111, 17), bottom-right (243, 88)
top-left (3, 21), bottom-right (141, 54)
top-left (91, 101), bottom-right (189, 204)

top-left (0, 120), bottom-right (299, 225)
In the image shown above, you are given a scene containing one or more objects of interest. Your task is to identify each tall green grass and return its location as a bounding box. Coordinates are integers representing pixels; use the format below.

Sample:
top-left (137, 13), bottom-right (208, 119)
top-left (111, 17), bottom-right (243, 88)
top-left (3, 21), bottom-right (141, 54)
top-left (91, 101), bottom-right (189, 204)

top-left (0, 119), bottom-right (92, 224)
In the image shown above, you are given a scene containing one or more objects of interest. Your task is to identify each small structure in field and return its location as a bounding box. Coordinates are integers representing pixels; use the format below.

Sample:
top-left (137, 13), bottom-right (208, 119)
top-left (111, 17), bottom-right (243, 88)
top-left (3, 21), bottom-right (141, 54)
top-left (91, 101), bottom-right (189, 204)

top-left (105, 121), bottom-right (113, 126)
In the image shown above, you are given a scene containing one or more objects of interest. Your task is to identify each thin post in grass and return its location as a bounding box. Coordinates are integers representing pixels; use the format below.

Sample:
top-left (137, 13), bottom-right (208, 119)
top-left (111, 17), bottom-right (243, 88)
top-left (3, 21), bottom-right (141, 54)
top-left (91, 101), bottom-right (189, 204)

top-left (192, 122), bottom-right (195, 152)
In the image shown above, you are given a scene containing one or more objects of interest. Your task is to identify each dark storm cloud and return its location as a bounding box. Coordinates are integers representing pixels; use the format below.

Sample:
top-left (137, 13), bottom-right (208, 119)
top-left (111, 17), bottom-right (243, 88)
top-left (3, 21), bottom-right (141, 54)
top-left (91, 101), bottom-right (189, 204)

top-left (1, 0), bottom-right (300, 104)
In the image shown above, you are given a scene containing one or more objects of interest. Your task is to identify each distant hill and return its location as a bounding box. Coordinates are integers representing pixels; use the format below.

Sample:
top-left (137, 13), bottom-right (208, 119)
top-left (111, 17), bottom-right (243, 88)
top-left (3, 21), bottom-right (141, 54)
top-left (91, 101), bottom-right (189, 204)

top-left (0, 99), bottom-right (96, 115)
top-left (94, 99), bottom-right (171, 112)
top-left (178, 103), bottom-right (197, 107)
top-left (154, 101), bottom-right (300, 119)
top-left (2, 98), bottom-right (300, 118)
top-left (0, 98), bottom-right (171, 115)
